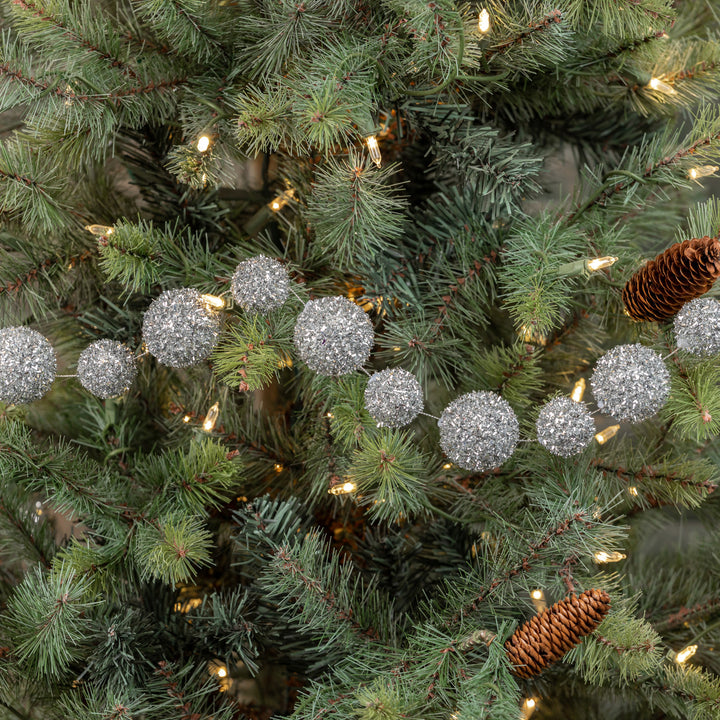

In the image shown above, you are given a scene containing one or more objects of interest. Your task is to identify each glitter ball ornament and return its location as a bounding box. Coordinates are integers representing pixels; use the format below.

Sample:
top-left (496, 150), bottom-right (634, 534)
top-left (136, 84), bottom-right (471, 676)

top-left (293, 296), bottom-right (374, 376)
top-left (674, 297), bottom-right (720, 356)
top-left (77, 340), bottom-right (137, 399)
top-left (231, 255), bottom-right (290, 313)
top-left (0, 326), bottom-right (56, 404)
top-left (536, 396), bottom-right (595, 457)
top-left (142, 288), bottom-right (221, 368)
top-left (590, 344), bottom-right (670, 423)
top-left (364, 368), bottom-right (424, 427)
top-left (438, 391), bottom-right (519, 472)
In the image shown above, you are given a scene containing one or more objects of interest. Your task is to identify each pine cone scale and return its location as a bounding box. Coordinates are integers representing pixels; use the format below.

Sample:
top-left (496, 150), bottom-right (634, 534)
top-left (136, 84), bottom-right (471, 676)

top-left (505, 589), bottom-right (611, 678)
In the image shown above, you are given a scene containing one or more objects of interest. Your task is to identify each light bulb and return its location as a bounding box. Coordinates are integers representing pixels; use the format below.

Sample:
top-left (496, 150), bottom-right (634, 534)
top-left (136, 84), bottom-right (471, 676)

top-left (571, 378), bottom-right (586, 403)
top-left (530, 589), bottom-right (547, 612)
top-left (197, 135), bottom-right (211, 152)
top-left (675, 645), bottom-right (698, 663)
top-left (595, 424), bottom-right (620, 444)
top-left (366, 136), bottom-right (382, 167)
top-left (689, 165), bottom-right (719, 180)
top-left (594, 550), bottom-right (626, 563)
top-left (85, 224), bottom-right (114, 236)
top-left (274, 464), bottom-right (283, 472)
top-left (629, 486), bottom-right (639, 496)
top-left (217, 666), bottom-right (227, 677)
top-left (521, 697), bottom-right (538, 720)
top-left (268, 187), bottom-right (295, 212)
top-left (443, 462), bottom-right (453, 469)
top-left (648, 77), bottom-right (676, 94)
top-left (182, 415), bottom-right (191, 423)
top-left (201, 294), bottom-right (225, 310)
top-left (530, 589), bottom-right (543, 600)
top-left (587, 256), bottom-right (618, 271)
top-left (478, 8), bottom-right (490, 33)
top-left (202, 402), bottom-right (220, 432)
top-left (328, 480), bottom-right (356, 495)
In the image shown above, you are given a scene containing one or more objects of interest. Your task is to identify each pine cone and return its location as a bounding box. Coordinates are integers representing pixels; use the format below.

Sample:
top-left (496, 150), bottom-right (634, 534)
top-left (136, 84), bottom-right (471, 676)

top-left (505, 588), bottom-right (611, 678)
top-left (622, 236), bottom-right (720, 322)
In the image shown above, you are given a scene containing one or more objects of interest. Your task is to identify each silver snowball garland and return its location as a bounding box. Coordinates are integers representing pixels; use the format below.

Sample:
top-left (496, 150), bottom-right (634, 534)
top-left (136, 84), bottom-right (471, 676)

top-left (142, 288), bottom-right (221, 368)
top-left (590, 343), bottom-right (670, 423)
top-left (438, 391), bottom-right (519, 472)
top-left (231, 255), bottom-right (290, 313)
top-left (0, 326), bottom-right (56, 404)
top-left (364, 368), bottom-right (424, 427)
top-left (674, 297), bottom-right (720, 356)
top-left (536, 396), bottom-right (595, 457)
top-left (293, 296), bottom-right (374, 376)
top-left (77, 340), bottom-right (137, 399)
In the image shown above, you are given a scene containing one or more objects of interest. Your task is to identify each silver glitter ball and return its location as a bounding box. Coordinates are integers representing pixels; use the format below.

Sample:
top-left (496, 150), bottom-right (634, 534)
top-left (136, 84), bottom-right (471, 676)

top-left (536, 396), bottom-right (595, 457)
top-left (142, 288), bottom-right (221, 368)
top-left (231, 255), bottom-right (290, 313)
top-left (590, 344), bottom-right (670, 423)
top-left (674, 297), bottom-right (720, 356)
top-left (293, 296), bottom-right (374, 376)
top-left (77, 340), bottom-right (137, 399)
top-left (364, 368), bottom-right (424, 427)
top-left (438, 391), bottom-right (519, 472)
top-left (0, 326), bottom-right (56, 404)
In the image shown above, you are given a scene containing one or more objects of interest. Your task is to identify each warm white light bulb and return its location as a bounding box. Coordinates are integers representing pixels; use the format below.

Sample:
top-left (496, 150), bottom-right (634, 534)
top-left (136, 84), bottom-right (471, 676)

top-left (594, 550), bottom-right (626, 563)
top-left (587, 256), bottom-right (618, 271)
top-left (217, 666), bottom-right (227, 678)
top-left (197, 135), bottom-right (211, 152)
top-left (366, 136), bottom-right (382, 167)
top-left (201, 294), bottom-right (225, 310)
top-left (85, 224), bottom-right (114, 236)
top-left (478, 8), bottom-right (491, 33)
top-left (202, 402), bottom-right (220, 432)
top-left (595, 424), bottom-right (620, 444)
top-left (675, 645), bottom-right (698, 664)
top-left (571, 378), bottom-right (586, 403)
top-left (531, 589), bottom-right (543, 600)
top-left (328, 480), bottom-right (357, 495)
top-left (689, 165), bottom-right (719, 180)
top-left (648, 77), bottom-right (676, 94)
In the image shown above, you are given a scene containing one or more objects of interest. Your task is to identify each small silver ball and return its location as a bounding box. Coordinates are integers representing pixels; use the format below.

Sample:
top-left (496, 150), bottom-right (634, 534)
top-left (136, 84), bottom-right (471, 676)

top-left (590, 344), bottom-right (669, 423)
top-left (438, 391), bottom-right (519, 472)
top-left (0, 326), bottom-right (56, 404)
top-left (293, 296), bottom-right (374, 376)
top-left (231, 255), bottom-right (290, 313)
top-left (364, 368), bottom-right (424, 427)
top-left (674, 297), bottom-right (720, 356)
top-left (142, 288), bottom-right (221, 368)
top-left (77, 340), bottom-right (137, 399)
top-left (536, 396), bottom-right (595, 457)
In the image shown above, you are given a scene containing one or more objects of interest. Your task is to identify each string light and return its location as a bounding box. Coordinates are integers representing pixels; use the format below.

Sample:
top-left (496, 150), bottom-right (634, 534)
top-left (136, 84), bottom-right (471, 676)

top-left (675, 645), bottom-right (698, 664)
top-left (587, 256), bottom-right (618, 271)
top-left (274, 463), bottom-right (283, 472)
top-left (197, 135), bottom-right (211, 152)
top-left (328, 480), bottom-right (356, 495)
top-left (530, 589), bottom-right (547, 612)
top-left (689, 165), bottom-right (719, 180)
top-left (200, 294), bottom-right (226, 310)
top-left (269, 187), bottom-right (295, 212)
top-left (216, 666), bottom-right (227, 677)
top-left (595, 424), bottom-right (620, 444)
top-left (366, 136), bottom-right (382, 167)
top-left (571, 378), bottom-right (586, 403)
top-left (202, 402), bottom-right (220, 432)
top-left (594, 550), bottom-right (626, 563)
top-left (648, 77), bottom-right (676, 94)
top-left (478, 8), bottom-right (491, 33)
top-left (443, 462), bottom-right (453, 469)
top-left (182, 414), bottom-right (191, 423)
top-left (85, 224), bottom-right (114, 236)
top-left (326, 412), bottom-right (334, 418)
top-left (521, 698), bottom-right (538, 720)
top-left (628, 486), bottom-right (639, 496)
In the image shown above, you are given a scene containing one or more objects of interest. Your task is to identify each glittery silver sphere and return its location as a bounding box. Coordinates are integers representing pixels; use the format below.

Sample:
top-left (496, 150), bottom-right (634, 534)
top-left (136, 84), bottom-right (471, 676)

top-left (0, 326), bottom-right (56, 404)
top-left (536, 396), bottom-right (595, 457)
top-left (674, 297), bottom-right (720, 356)
top-left (438, 391), bottom-right (519, 472)
top-left (142, 288), bottom-right (221, 368)
top-left (590, 344), bottom-right (670, 423)
top-left (364, 368), bottom-right (424, 427)
top-left (77, 340), bottom-right (137, 399)
top-left (231, 255), bottom-right (290, 313)
top-left (293, 296), bottom-right (374, 376)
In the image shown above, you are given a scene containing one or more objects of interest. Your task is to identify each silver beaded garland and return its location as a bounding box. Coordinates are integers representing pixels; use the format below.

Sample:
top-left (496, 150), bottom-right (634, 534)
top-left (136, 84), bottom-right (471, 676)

top-left (536, 396), bottom-right (595, 457)
top-left (674, 297), bottom-right (720, 356)
top-left (0, 326), bottom-right (56, 404)
top-left (293, 296), bottom-right (374, 376)
top-left (590, 343), bottom-right (670, 423)
top-left (364, 368), bottom-right (424, 427)
top-left (77, 340), bottom-right (137, 399)
top-left (231, 255), bottom-right (290, 313)
top-left (142, 288), bottom-right (221, 368)
top-left (438, 391), bottom-right (519, 472)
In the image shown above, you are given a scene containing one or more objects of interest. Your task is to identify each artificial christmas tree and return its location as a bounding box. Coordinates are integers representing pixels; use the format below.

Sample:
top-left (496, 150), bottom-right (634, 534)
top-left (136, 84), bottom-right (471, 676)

top-left (0, 2), bottom-right (720, 720)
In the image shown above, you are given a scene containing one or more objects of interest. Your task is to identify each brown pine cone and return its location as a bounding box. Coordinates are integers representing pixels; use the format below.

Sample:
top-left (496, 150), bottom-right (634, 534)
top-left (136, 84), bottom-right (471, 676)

top-left (622, 236), bottom-right (720, 322)
top-left (505, 588), bottom-right (611, 678)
